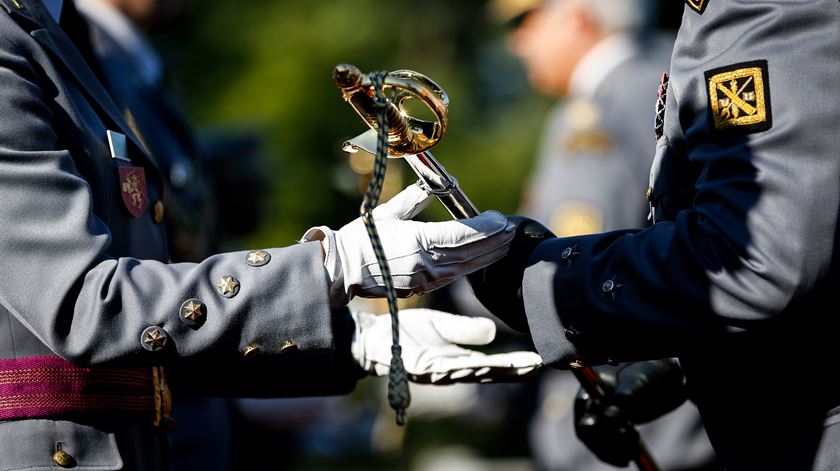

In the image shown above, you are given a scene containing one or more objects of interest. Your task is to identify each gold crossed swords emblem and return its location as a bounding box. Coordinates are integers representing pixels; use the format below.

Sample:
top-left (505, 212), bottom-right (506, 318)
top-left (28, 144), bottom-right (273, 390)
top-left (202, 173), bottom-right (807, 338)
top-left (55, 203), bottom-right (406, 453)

top-left (685, 0), bottom-right (709, 14)
top-left (717, 76), bottom-right (756, 119)
top-left (706, 61), bottom-right (771, 133)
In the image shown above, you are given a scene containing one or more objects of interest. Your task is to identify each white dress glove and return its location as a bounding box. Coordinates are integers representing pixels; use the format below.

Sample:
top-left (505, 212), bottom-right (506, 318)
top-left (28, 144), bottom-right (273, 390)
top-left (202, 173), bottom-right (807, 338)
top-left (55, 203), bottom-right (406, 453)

top-left (350, 308), bottom-right (543, 384)
top-left (302, 184), bottom-right (516, 308)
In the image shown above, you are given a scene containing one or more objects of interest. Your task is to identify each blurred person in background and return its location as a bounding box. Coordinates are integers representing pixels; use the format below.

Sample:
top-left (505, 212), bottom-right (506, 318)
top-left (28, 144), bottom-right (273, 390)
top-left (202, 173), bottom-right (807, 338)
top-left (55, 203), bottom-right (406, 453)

top-left (495, 0), bottom-right (720, 469)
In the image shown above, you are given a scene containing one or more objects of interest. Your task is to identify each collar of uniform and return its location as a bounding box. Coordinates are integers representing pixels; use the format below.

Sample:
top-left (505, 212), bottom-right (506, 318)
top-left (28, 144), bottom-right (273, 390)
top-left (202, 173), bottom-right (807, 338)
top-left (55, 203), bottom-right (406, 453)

top-left (0, 0), bottom-right (160, 173)
top-left (75, 0), bottom-right (163, 86)
top-left (568, 33), bottom-right (639, 99)
top-left (0, 0), bottom-right (59, 26)
top-left (41, 0), bottom-right (62, 21)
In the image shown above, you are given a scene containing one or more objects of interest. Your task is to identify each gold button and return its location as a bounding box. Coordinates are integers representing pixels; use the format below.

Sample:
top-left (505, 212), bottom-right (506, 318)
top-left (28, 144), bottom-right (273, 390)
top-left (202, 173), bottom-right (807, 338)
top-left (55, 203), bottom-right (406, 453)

top-left (645, 186), bottom-right (655, 202)
top-left (280, 340), bottom-right (298, 354)
top-left (153, 200), bottom-right (165, 224)
top-left (180, 298), bottom-right (206, 327)
top-left (141, 326), bottom-right (168, 351)
top-left (243, 344), bottom-right (260, 358)
top-left (245, 250), bottom-right (271, 267)
top-left (216, 276), bottom-right (240, 298)
top-left (53, 450), bottom-right (73, 467)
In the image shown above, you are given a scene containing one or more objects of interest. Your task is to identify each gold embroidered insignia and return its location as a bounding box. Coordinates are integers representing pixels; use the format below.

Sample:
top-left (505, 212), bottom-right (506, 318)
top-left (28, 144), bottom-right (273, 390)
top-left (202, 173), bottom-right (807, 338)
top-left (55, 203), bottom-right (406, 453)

top-left (564, 99), bottom-right (600, 131)
top-left (549, 202), bottom-right (603, 237)
top-left (562, 129), bottom-right (613, 154)
top-left (685, 0), bottom-right (708, 14)
top-left (118, 167), bottom-right (148, 218)
top-left (123, 174), bottom-right (142, 207)
top-left (705, 60), bottom-right (771, 134)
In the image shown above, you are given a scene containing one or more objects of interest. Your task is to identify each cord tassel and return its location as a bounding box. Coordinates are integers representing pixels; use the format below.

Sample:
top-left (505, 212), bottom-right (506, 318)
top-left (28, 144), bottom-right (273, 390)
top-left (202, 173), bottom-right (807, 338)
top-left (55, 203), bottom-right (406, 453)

top-left (388, 345), bottom-right (411, 425)
top-left (361, 71), bottom-right (411, 425)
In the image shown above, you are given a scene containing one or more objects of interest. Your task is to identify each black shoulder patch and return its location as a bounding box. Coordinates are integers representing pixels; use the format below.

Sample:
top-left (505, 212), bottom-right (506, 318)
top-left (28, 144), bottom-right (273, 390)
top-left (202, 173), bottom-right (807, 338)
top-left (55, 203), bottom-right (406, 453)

top-left (704, 60), bottom-right (772, 134)
top-left (685, 0), bottom-right (709, 14)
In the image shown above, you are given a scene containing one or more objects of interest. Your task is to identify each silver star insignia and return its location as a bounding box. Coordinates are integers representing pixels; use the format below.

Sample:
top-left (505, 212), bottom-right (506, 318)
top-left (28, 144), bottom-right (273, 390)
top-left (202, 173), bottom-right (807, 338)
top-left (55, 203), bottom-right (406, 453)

top-left (217, 276), bottom-right (239, 296)
top-left (246, 251), bottom-right (267, 265)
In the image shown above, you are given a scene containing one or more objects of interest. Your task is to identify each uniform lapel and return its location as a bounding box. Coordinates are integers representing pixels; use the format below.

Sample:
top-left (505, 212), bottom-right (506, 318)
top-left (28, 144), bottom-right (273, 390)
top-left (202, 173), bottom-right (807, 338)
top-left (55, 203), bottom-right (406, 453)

top-left (1, 0), bottom-right (159, 174)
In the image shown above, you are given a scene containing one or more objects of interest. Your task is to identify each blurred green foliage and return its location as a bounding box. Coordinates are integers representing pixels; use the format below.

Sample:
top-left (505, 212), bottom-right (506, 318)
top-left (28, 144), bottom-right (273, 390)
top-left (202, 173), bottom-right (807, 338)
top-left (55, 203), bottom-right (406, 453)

top-left (154, 0), bottom-right (549, 248)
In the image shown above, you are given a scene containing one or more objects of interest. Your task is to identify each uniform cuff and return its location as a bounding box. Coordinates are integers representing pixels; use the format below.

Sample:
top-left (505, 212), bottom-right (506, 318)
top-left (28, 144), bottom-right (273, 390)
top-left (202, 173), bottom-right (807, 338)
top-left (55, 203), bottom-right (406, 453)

top-left (522, 237), bottom-right (587, 368)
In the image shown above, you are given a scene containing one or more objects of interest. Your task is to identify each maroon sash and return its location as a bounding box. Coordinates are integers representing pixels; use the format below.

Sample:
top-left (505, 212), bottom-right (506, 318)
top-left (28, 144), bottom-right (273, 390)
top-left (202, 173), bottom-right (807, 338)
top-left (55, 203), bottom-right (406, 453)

top-left (0, 356), bottom-right (160, 422)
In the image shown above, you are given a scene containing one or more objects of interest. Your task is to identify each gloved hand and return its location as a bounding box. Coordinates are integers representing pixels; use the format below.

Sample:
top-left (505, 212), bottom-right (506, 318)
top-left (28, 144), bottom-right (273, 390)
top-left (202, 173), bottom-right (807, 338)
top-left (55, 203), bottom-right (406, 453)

top-left (468, 216), bottom-right (555, 333)
top-left (302, 184), bottom-right (516, 308)
top-left (574, 360), bottom-right (688, 467)
top-left (610, 359), bottom-right (688, 423)
top-left (575, 384), bottom-right (640, 468)
top-left (350, 308), bottom-right (543, 384)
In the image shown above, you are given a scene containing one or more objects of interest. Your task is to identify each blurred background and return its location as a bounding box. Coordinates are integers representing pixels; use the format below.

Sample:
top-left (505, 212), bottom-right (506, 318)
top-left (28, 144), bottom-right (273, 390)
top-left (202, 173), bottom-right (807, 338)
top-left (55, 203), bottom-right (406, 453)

top-left (153, 0), bottom-right (681, 247)
top-left (140, 1), bottom-right (684, 469)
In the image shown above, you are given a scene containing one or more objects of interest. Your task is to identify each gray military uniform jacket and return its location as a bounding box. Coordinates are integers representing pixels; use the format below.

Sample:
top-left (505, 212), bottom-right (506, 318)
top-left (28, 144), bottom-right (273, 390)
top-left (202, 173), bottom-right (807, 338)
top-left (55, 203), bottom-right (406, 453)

top-left (0, 1), bottom-right (359, 469)
top-left (521, 1), bottom-right (840, 469)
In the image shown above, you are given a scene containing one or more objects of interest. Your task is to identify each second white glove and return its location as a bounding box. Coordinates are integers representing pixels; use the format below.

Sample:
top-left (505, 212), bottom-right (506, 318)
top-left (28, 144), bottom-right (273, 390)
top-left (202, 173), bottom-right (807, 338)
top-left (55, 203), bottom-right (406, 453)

top-left (351, 308), bottom-right (543, 384)
top-left (302, 184), bottom-right (516, 308)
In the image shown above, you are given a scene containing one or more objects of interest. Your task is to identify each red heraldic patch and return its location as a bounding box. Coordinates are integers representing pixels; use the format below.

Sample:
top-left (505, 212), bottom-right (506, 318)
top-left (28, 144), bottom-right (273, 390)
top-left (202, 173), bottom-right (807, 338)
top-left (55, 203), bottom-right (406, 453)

top-left (118, 167), bottom-right (148, 218)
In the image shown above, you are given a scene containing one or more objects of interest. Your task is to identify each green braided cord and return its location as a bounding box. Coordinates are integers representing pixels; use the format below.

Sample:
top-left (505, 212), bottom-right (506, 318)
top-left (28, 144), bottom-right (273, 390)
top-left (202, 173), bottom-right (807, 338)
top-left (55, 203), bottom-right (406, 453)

top-left (363, 71), bottom-right (410, 425)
